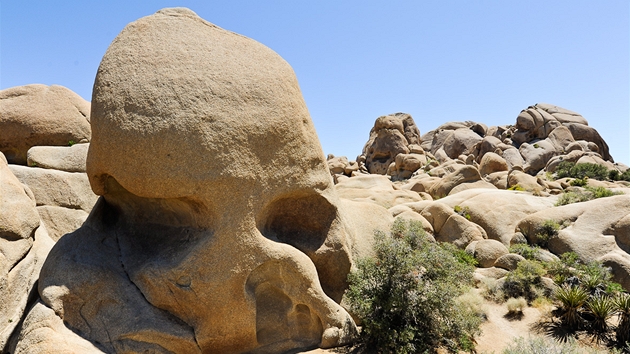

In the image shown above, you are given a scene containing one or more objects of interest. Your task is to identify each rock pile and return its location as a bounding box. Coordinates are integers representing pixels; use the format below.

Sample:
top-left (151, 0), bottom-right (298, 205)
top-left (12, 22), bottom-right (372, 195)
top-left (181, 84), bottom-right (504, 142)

top-left (1, 7), bottom-right (630, 354)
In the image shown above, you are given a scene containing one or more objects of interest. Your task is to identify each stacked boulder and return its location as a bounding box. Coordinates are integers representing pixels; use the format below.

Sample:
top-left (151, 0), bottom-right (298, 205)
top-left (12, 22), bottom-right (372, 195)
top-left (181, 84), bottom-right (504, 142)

top-left (0, 85), bottom-right (97, 242)
top-left (357, 113), bottom-right (437, 180)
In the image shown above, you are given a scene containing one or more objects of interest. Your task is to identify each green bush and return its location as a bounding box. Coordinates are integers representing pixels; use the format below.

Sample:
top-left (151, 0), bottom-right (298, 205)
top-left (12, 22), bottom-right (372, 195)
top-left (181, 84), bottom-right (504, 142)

top-left (346, 219), bottom-right (481, 353)
top-left (532, 219), bottom-right (560, 247)
top-left (556, 162), bottom-right (609, 180)
top-left (555, 187), bottom-right (621, 206)
top-left (502, 260), bottom-right (547, 301)
top-left (569, 177), bottom-right (588, 187)
top-left (614, 293), bottom-right (630, 345)
top-left (587, 186), bottom-right (620, 198)
top-left (507, 184), bottom-right (525, 191)
top-left (586, 295), bottom-right (615, 337)
top-left (555, 285), bottom-right (589, 330)
top-left (546, 252), bottom-right (580, 284)
top-left (440, 242), bottom-right (479, 267)
top-left (506, 297), bottom-right (527, 314)
top-left (608, 169), bottom-right (630, 182)
top-left (509, 243), bottom-right (541, 261)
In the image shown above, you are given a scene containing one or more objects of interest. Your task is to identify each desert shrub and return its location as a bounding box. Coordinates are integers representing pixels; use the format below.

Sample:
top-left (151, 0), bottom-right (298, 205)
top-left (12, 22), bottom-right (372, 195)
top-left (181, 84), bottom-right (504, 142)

top-left (569, 177), bottom-right (588, 187)
top-left (509, 243), bottom-right (541, 261)
top-left (555, 186), bottom-right (620, 206)
top-left (453, 205), bottom-right (472, 220)
top-left (555, 285), bottom-right (589, 330)
top-left (579, 260), bottom-right (617, 295)
top-left (480, 277), bottom-right (503, 302)
top-left (456, 290), bottom-right (486, 320)
top-left (506, 297), bottom-right (527, 314)
top-left (502, 260), bottom-right (546, 301)
top-left (621, 169), bottom-right (630, 182)
top-left (614, 293), bottom-right (630, 346)
top-left (546, 252), bottom-right (580, 284)
top-left (587, 186), bottom-right (620, 198)
top-left (533, 219), bottom-right (560, 247)
top-left (556, 162), bottom-right (609, 181)
top-left (586, 295), bottom-right (615, 338)
top-left (440, 242), bottom-right (479, 267)
top-left (556, 190), bottom-right (593, 206)
top-left (502, 336), bottom-right (611, 354)
top-left (507, 184), bottom-right (525, 191)
top-left (346, 219), bottom-right (481, 353)
top-left (609, 169), bottom-right (621, 181)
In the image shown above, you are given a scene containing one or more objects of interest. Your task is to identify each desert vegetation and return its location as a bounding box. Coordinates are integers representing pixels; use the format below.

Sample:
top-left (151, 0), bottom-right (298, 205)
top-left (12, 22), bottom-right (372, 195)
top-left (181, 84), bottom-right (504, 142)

top-left (346, 220), bottom-right (482, 353)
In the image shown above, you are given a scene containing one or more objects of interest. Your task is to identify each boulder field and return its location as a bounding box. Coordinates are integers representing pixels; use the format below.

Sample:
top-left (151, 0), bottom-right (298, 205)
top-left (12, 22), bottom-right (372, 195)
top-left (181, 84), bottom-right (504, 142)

top-left (1, 7), bottom-right (630, 354)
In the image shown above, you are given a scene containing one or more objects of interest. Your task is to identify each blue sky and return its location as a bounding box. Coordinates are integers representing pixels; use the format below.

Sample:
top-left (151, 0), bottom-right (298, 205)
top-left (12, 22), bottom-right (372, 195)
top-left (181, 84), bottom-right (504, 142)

top-left (2, 1), bottom-right (628, 165)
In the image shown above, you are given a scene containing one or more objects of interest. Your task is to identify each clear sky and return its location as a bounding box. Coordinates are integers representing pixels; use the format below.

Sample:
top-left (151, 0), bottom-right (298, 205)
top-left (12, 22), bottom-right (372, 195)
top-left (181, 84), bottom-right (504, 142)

top-left (2, 1), bottom-right (628, 165)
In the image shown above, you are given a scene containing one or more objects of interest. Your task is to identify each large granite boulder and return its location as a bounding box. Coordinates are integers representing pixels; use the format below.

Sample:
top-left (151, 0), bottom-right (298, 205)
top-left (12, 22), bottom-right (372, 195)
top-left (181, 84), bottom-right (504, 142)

top-left (18, 8), bottom-right (391, 353)
top-left (359, 113), bottom-right (421, 174)
top-left (0, 154), bottom-right (54, 351)
top-left (0, 85), bottom-right (91, 164)
top-left (518, 195), bottom-right (630, 290)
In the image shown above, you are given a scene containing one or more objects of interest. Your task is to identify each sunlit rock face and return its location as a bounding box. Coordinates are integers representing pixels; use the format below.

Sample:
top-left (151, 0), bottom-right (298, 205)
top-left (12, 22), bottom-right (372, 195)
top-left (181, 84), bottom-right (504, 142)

top-left (20, 7), bottom-right (374, 353)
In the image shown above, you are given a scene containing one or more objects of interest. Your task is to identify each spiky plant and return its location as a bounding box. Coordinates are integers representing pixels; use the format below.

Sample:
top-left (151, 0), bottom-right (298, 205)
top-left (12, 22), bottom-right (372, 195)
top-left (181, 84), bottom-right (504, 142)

top-left (585, 295), bottom-right (615, 342)
top-left (614, 293), bottom-right (630, 346)
top-left (555, 285), bottom-right (589, 330)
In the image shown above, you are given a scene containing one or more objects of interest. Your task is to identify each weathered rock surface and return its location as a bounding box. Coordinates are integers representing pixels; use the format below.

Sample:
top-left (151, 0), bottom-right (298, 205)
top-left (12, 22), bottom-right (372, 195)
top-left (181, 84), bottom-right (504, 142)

top-left (439, 189), bottom-right (557, 245)
top-left (470, 239), bottom-right (510, 268)
top-left (0, 156), bottom-right (54, 350)
top-left (36, 206), bottom-right (88, 242)
top-left (335, 174), bottom-right (424, 208)
top-left (26, 143), bottom-right (89, 173)
top-left (0, 84), bottom-right (91, 165)
top-left (359, 113), bottom-right (422, 175)
top-left (518, 195), bottom-right (630, 289)
top-left (19, 8), bottom-right (392, 353)
top-left (9, 165), bottom-right (97, 212)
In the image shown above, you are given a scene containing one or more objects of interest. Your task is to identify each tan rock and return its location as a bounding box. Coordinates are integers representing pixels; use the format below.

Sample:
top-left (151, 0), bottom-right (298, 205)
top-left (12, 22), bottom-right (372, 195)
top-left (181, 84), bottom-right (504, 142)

top-left (420, 202), bottom-right (486, 248)
top-left (485, 171), bottom-right (508, 189)
top-left (33, 8), bottom-right (376, 353)
top-left (440, 128), bottom-right (483, 159)
top-left (0, 84), bottom-right (91, 164)
top-left (507, 170), bottom-right (544, 192)
top-left (0, 157), bottom-right (55, 349)
top-left (10, 301), bottom-right (104, 354)
top-left (438, 189), bottom-right (557, 245)
top-left (36, 206), bottom-right (88, 242)
top-left (502, 147), bottom-right (525, 170)
top-left (473, 239), bottom-right (509, 268)
top-left (393, 153), bottom-right (427, 179)
top-left (9, 165), bottom-right (97, 212)
top-left (564, 123), bottom-right (612, 162)
top-left (479, 152), bottom-right (508, 176)
top-left (519, 140), bottom-right (555, 175)
top-left (360, 113), bottom-right (420, 174)
top-left (26, 143), bottom-right (89, 173)
top-left (518, 195), bottom-right (630, 289)
top-left (494, 253), bottom-right (525, 271)
top-left (448, 180), bottom-right (497, 195)
top-left (335, 174), bottom-right (423, 208)
top-left (546, 126), bottom-right (575, 154)
top-left (428, 164), bottom-right (481, 198)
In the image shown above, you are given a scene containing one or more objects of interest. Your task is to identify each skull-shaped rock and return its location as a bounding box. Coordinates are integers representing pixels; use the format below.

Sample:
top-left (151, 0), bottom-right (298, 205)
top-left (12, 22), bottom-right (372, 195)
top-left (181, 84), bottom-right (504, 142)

top-left (35, 8), bottom-right (364, 353)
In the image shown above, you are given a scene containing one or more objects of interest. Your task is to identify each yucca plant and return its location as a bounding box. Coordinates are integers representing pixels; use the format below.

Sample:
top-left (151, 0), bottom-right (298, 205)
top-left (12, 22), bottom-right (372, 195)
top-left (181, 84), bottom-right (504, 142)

top-left (555, 285), bottom-right (589, 330)
top-left (585, 295), bottom-right (615, 341)
top-left (614, 293), bottom-right (630, 346)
